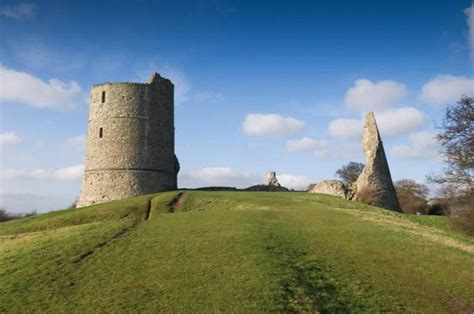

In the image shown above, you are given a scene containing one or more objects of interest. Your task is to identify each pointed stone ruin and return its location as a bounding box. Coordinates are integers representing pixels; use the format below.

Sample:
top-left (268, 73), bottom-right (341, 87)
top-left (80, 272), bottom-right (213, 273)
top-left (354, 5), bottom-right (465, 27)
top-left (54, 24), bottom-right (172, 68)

top-left (266, 171), bottom-right (281, 187)
top-left (353, 112), bottom-right (402, 212)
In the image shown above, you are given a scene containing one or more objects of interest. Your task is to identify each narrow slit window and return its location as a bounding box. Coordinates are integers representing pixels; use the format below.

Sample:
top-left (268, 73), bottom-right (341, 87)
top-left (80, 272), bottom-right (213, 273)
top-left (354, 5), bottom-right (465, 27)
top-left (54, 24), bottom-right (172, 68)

top-left (99, 127), bottom-right (103, 138)
top-left (101, 91), bottom-right (106, 103)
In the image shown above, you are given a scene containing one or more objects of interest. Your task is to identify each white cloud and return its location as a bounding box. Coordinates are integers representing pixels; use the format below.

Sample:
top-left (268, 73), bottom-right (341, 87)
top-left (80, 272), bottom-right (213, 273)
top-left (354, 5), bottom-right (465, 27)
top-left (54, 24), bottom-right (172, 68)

top-left (465, 3), bottom-right (474, 60)
top-left (420, 75), bottom-right (474, 105)
top-left (278, 174), bottom-right (312, 191)
top-left (243, 114), bottom-right (305, 137)
top-left (314, 142), bottom-right (362, 160)
top-left (53, 165), bottom-right (84, 180)
top-left (65, 135), bottom-right (86, 148)
top-left (0, 3), bottom-right (36, 19)
top-left (345, 79), bottom-right (407, 111)
top-left (286, 137), bottom-right (328, 152)
top-left (0, 65), bottom-right (86, 109)
top-left (328, 107), bottom-right (426, 140)
top-left (376, 107), bottom-right (427, 137)
top-left (391, 131), bottom-right (439, 159)
top-left (328, 118), bottom-right (363, 140)
top-left (179, 167), bottom-right (259, 188)
top-left (0, 131), bottom-right (23, 144)
top-left (1, 164), bottom-right (84, 181)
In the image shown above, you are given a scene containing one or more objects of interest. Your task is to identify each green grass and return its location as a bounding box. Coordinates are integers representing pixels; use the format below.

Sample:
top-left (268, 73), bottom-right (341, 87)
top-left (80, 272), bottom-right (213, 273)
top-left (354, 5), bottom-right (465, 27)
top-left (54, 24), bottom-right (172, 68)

top-left (1, 191), bottom-right (473, 312)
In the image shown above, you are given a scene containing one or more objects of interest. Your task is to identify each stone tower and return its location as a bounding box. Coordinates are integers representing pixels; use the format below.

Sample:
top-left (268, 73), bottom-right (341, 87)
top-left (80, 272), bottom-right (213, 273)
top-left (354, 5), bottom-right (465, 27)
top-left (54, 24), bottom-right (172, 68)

top-left (77, 73), bottom-right (179, 207)
top-left (266, 171), bottom-right (281, 187)
top-left (354, 112), bottom-right (401, 212)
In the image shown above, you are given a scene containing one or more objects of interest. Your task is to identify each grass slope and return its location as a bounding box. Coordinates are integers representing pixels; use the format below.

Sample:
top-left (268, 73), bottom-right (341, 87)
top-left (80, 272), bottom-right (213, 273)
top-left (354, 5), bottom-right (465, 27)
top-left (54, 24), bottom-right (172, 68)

top-left (1, 191), bottom-right (473, 312)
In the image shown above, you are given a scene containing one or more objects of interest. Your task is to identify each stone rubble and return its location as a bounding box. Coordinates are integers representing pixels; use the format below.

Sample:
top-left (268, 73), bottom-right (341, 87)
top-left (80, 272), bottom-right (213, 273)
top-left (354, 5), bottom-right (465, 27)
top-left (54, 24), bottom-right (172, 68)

top-left (308, 180), bottom-right (351, 199)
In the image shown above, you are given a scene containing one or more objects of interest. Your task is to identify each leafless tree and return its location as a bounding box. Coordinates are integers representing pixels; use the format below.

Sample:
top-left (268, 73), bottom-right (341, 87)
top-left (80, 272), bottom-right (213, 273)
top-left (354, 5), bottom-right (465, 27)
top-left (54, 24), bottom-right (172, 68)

top-left (429, 96), bottom-right (473, 192)
top-left (335, 162), bottom-right (365, 185)
top-left (428, 95), bottom-right (473, 234)
top-left (394, 179), bottom-right (429, 214)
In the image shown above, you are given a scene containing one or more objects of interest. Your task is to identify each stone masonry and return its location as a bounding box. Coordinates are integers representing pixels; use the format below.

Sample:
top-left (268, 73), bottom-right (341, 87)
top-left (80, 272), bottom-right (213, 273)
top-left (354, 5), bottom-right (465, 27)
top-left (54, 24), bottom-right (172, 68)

top-left (266, 171), bottom-right (281, 187)
top-left (309, 180), bottom-right (351, 199)
top-left (77, 73), bottom-right (179, 207)
top-left (353, 112), bottom-right (402, 212)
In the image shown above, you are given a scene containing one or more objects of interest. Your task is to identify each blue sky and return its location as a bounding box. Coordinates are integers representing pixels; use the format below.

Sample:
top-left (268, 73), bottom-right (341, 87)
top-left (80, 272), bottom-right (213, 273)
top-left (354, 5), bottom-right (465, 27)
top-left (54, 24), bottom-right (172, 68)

top-left (1, 0), bottom-right (473, 212)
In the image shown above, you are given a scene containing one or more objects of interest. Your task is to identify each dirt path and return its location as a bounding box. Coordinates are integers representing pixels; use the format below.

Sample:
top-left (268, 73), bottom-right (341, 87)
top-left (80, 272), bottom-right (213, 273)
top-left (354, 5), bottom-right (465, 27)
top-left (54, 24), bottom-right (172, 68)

top-left (169, 192), bottom-right (188, 213)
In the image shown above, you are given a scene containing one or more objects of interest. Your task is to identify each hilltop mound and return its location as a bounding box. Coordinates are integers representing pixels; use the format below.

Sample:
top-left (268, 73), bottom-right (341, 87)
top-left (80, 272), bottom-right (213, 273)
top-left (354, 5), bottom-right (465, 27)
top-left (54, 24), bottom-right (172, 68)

top-left (245, 184), bottom-right (289, 191)
top-left (1, 191), bottom-right (473, 312)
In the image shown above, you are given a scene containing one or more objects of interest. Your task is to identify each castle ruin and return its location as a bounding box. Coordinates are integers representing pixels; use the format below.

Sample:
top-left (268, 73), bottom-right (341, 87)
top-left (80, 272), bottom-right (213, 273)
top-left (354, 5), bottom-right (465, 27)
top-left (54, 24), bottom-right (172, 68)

top-left (353, 112), bottom-right (401, 212)
top-left (307, 112), bottom-right (401, 212)
top-left (77, 73), bottom-right (179, 207)
top-left (266, 171), bottom-right (281, 187)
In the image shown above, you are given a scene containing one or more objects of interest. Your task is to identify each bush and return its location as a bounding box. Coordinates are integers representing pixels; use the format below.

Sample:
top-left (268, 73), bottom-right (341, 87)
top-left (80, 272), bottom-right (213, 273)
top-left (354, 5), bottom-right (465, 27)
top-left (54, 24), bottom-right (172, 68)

top-left (395, 179), bottom-right (429, 214)
top-left (0, 209), bottom-right (37, 223)
top-left (426, 199), bottom-right (450, 216)
top-left (355, 186), bottom-right (382, 207)
top-left (398, 194), bottom-right (428, 214)
top-left (0, 208), bottom-right (22, 222)
top-left (449, 192), bottom-right (474, 236)
top-left (0, 209), bottom-right (10, 222)
top-left (430, 186), bottom-right (474, 234)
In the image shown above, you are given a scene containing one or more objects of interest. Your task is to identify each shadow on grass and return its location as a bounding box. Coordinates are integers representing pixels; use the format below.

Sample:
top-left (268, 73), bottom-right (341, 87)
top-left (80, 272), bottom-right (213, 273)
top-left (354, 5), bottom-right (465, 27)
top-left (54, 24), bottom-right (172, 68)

top-left (261, 221), bottom-right (389, 313)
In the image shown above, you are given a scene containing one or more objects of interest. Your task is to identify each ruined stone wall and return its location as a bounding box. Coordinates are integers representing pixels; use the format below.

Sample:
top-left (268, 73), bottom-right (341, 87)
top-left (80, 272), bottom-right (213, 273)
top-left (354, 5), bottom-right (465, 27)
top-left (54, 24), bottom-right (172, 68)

top-left (77, 73), bottom-right (178, 207)
top-left (309, 180), bottom-right (350, 199)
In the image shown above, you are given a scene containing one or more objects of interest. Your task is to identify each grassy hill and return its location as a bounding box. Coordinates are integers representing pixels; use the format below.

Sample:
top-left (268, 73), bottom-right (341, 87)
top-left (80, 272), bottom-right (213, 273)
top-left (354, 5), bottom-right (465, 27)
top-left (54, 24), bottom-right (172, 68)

top-left (1, 191), bottom-right (473, 312)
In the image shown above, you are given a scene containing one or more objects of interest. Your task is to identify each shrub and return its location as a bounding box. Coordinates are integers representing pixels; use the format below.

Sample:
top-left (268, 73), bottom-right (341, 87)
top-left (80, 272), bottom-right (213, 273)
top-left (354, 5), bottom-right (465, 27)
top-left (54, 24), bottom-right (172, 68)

top-left (426, 199), bottom-right (450, 216)
top-left (449, 192), bottom-right (474, 236)
top-left (430, 186), bottom-right (474, 234)
top-left (0, 209), bottom-right (10, 222)
top-left (395, 179), bottom-right (429, 214)
top-left (0, 209), bottom-right (37, 223)
top-left (355, 186), bottom-right (382, 207)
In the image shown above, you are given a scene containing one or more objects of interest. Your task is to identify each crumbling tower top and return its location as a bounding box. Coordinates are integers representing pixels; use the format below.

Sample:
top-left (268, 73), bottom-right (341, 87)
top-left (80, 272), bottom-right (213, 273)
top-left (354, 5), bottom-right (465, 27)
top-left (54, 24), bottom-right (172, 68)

top-left (266, 171), bottom-right (281, 187)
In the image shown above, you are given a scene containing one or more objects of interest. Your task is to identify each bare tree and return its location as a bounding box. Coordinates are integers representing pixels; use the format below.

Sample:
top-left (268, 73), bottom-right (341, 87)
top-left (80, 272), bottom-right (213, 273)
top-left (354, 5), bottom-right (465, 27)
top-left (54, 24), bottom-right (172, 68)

top-left (67, 198), bottom-right (78, 209)
top-left (429, 95), bottom-right (474, 234)
top-left (394, 179), bottom-right (429, 214)
top-left (335, 162), bottom-right (365, 185)
top-left (429, 96), bottom-right (473, 192)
